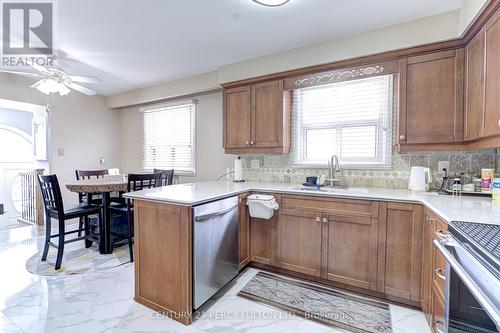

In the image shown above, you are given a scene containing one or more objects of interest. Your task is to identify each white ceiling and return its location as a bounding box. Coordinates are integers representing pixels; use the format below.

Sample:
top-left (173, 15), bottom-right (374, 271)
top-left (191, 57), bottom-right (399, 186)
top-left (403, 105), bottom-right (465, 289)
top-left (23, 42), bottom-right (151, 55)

top-left (51, 0), bottom-right (464, 95)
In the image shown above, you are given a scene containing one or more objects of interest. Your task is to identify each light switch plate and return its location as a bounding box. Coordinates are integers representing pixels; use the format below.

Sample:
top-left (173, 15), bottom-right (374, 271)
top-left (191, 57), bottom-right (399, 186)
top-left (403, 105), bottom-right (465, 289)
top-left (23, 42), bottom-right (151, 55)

top-left (438, 161), bottom-right (449, 172)
top-left (251, 159), bottom-right (260, 169)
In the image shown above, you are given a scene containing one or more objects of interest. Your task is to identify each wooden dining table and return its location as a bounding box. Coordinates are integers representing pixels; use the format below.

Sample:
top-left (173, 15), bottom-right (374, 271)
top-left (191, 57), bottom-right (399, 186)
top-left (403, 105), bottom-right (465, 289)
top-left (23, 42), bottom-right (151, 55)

top-left (66, 177), bottom-right (128, 254)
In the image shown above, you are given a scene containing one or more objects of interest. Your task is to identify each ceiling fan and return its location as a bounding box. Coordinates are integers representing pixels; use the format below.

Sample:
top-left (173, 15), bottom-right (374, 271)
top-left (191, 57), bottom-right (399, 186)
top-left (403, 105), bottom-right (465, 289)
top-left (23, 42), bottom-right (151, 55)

top-left (0, 63), bottom-right (100, 96)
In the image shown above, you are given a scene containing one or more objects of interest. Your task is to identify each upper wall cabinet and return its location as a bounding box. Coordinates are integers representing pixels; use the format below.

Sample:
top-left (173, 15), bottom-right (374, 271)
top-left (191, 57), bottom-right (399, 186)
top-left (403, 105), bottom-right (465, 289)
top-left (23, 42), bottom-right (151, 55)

top-left (223, 80), bottom-right (291, 154)
top-left (483, 8), bottom-right (500, 137)
top-left (465, 31), bottom-right (485, 141)
top-left (398, 50), bottom-right (464, 145)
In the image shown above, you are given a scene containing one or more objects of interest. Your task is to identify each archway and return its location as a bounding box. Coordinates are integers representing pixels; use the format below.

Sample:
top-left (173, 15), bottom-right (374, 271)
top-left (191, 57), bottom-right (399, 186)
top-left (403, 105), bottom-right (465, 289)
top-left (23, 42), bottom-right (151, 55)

top-left (0, 125), bottom-right (35, 228)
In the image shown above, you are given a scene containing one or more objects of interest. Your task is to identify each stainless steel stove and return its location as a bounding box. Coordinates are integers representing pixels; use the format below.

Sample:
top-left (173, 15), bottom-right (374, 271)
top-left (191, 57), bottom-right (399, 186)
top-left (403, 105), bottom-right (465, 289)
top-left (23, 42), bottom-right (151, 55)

top-left (434, 221), bottom-right (500, 333)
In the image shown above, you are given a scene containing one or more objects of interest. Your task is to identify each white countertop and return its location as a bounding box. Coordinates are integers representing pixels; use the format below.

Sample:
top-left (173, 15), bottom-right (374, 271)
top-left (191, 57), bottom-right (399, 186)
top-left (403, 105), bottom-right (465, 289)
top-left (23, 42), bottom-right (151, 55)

top-left (124, 181), bottom-right (500, 225)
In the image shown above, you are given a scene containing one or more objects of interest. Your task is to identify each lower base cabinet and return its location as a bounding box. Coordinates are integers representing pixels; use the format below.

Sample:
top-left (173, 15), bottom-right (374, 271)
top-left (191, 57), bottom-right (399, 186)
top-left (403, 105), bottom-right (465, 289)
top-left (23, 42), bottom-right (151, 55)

top-left (246, 195), bottom-right (427, 306)
top-left (384, 203), bottom-right (423, 302)
top-left (276, 195), bottom-right (382, 291)
top-left (431, 287), bottom-right (446, 333)
top-left (249, 194), bottom-right (280, 265)
top-left (238, 194), bottom-right (250, 269)
top-left (421, 210), bottom-right (436, 324)
top-left (277, 207), bottom-right (322, 276)
top-left (323, 211), bottom-right (380, 290)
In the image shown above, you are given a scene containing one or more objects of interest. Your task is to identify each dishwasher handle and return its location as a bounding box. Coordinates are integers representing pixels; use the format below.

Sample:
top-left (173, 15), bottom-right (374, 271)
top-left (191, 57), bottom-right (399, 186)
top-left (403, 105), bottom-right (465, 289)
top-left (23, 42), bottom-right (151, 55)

top-left (194, 204), bottom-right (238, 222)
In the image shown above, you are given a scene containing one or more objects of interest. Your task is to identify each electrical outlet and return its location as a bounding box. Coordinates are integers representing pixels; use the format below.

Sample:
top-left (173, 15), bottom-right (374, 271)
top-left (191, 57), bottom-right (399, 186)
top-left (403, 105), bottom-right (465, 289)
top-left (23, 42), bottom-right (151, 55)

top-left (57, 148), bottom-right (64, 156)
top-left (438, 161), bottom-right (449, 172)
top-left (251, 159), bottom-right (260, 169)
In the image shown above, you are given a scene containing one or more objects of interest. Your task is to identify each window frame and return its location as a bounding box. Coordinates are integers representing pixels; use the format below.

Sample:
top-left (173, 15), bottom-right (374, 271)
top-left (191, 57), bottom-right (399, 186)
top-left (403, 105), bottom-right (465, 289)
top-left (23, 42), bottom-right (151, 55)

top-left (291, 75), bottom-right (393, 169)
top-left (141, 100), bottom-right (198, 176)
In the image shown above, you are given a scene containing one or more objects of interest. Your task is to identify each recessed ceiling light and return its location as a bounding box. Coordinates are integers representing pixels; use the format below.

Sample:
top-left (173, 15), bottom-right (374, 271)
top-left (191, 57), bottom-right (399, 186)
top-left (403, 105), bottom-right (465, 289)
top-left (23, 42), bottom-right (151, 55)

top-left (253, 0), bottom-right (290, 7)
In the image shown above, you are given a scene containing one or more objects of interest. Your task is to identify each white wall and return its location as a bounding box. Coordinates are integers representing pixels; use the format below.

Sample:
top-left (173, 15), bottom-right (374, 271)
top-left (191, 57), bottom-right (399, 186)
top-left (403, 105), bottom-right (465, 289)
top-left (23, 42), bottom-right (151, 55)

top-left (216, 10), bottom-right (460, 84)
top-left (459, 0), bottom-right (490, 35)
top-left (106, 72), bottom-right (220, 109)
top-left (104, 9), bottom-right (466, 107)
top-left (119, 92), bottom-right (235, 183)
top-left (0, 73), bottom-right (121, 205)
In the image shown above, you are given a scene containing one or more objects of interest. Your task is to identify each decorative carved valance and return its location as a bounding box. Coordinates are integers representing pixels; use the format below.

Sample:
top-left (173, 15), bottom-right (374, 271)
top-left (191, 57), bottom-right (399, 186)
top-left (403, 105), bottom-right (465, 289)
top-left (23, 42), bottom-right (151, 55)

top-left (284, 60), bottom-right (399, 90)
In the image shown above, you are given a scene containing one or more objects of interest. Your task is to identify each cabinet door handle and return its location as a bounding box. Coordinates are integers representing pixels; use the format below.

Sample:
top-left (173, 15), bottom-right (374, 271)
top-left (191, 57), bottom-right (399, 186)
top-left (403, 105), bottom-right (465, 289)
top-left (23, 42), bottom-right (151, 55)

top-left (435, 268), bottom-right (446, 280)
top-left (425, 215), bottom-right (435, 222)
top-left (399, 134), bottom-right (406, 140)
top-left (432, 320), bottom-right (445, 333)
top-left (250, 140), bottom-right (255, 145)
top-left (315, 216), bottom-right (321, 223)
top-left (245, 140), bottom-right (250, 145)
top-left (435, 229), bottom-right (447, 240)
top-left (322, 217), bottom-right (328, 223)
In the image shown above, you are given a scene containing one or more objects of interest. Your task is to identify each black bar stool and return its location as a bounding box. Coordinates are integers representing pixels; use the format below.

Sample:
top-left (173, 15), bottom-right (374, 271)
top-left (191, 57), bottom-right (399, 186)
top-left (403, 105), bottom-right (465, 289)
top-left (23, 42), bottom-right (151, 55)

top-left (38, 174), bottom-right (102, 270)
top-left (109, 172), bottom-right (162, 262)
top-left (75, 169), bottom-right (108, 236)
top-left (153, 168), bottom-right (175, 186)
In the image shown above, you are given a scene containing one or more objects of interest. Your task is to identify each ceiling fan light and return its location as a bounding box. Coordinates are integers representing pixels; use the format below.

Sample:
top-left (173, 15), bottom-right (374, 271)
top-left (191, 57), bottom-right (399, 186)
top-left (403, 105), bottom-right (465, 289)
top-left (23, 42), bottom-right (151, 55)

top-left (58, 84), bottom-right (71, 96)
top-left (252, 0), bottom-right (289, 7)
top-left (34, 79), bottom-right (71, 96)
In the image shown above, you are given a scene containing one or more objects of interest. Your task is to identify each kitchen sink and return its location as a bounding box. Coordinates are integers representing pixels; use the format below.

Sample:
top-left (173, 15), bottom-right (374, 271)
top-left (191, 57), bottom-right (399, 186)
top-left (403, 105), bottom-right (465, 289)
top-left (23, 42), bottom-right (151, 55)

top-left (291, 185), bottom-right (351, 192)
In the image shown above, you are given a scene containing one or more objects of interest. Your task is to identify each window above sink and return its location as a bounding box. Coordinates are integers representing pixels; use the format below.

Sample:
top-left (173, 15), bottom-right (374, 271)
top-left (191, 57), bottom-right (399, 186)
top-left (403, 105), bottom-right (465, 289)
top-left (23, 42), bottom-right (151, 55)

top-left (291, 75), bottom-right (393, 169)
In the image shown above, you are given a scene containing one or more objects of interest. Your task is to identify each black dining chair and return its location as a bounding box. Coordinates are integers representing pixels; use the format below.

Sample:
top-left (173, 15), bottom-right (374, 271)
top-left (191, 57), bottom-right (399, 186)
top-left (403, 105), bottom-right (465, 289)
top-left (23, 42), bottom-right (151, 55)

top-left (109, 172), bottom-right (162, 262)
top-left (75, 169), bottom-right (108, 236)
top-left (75, 169), bottom-right (108, 203)
top-left (153, 168), bottom-right (175, 186)
top-left (38, 174), bottom-right (102, 270)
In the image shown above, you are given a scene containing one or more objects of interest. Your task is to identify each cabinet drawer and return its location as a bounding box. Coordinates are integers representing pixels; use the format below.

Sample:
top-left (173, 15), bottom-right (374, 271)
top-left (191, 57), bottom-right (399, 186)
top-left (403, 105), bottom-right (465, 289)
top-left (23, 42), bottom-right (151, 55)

top-left (433, 244), bottom-right (446, 300)
top-left (433, 216), bottom-right (448, 300)
top-left (435, 218), bottom-right (448, 238)
top-left (282, 195), bottom-right (378, 218)
top-left (431, 287), bottom-right (446, 333)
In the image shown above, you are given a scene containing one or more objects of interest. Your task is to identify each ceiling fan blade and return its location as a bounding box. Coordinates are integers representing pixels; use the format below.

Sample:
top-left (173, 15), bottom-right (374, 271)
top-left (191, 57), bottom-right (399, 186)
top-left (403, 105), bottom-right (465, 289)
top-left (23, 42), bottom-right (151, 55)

top-left (29, 80), bottom-right (44, 88)
top-left (68, 75), bottom-right (101, 84)
top-left (66, 82), bottom-right (96, 96)
top-left (0, 69), bottom-right (44, 79)
top-left (30, 63), bottom-right (52, 75)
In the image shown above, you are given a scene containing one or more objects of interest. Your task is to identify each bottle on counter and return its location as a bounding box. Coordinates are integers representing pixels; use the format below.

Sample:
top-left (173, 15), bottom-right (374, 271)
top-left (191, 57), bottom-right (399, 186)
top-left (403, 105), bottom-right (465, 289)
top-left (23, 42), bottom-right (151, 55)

top-left (493, 178), bottom-right (500, 201)
top-left (481, 168), bottom-right (495, 193)
top-left (452, 178), bottom-right (462, 196)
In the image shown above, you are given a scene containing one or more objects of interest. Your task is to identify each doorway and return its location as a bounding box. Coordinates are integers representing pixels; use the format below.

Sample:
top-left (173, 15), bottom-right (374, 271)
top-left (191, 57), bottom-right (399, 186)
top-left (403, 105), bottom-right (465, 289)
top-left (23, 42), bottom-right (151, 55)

top-left (0, 100), bottom-right (47, 231)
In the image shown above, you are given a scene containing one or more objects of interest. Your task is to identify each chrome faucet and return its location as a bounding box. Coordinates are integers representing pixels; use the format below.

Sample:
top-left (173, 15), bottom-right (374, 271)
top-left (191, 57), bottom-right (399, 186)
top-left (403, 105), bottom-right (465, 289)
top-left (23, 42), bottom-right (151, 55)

top-left (325, 154), bottom-right (341, 187)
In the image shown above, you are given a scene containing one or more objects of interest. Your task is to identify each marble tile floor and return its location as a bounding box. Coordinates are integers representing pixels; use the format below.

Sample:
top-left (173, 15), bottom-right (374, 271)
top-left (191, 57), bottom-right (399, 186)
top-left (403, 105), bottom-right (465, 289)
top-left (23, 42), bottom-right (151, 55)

top-left (0, 225), bottom-right (431, 333)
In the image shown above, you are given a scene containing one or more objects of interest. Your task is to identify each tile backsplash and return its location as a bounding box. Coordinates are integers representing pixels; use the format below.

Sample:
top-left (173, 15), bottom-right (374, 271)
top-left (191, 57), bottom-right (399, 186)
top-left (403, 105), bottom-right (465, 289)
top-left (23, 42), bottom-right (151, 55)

top-left (241, 149), bottom-right (498, 190)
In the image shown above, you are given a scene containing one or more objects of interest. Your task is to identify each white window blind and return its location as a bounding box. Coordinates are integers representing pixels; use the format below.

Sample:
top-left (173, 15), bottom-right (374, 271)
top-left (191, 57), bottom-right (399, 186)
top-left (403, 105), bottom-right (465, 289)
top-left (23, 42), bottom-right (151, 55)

top-left (142, 100), bottom-right (197, 175)
top-left (292, 75), bottom-right (393, 168)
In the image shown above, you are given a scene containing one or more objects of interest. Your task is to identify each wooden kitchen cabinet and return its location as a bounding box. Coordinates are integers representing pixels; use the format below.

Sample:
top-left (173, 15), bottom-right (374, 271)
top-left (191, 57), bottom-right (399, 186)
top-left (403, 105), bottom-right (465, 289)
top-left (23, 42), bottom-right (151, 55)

top-left (421, 209), bottom-right (436, 324)
top-left (277, 195), bottom-right (380, 287)
top-left (323, 212), bottom-right (379, 290)
top-left (238, 193), bottom-right (250, 269)
top-left (223, 80), bottom-right (291, 154)
top-left (483, 8), bottom-right (500, 137)
top-left (432, 217), bottom-right (448, 301)
top-left (133, 200), bottom-right (192, 325)
top-left (384, 203), bottom-right (423, 301)
top-left (223, 86), bottom-right (252, 149)
top-left (398, 50), bottom-right (464, 145)
top-left (465, 31), bottom-right (486, 141)
top-left (276, 207), bottom-right (323, 277)
top-left (249, 194), bottom-right (279, 265)
top-left (251, 81), bottom-right (290, 149)
top-left (431, 286), bottom-right (446, 333)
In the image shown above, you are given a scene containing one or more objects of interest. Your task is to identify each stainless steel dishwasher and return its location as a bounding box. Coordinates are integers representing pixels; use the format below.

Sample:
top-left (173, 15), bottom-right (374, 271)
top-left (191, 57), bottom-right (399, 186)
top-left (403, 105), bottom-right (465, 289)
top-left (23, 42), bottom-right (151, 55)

top-left (193, 196), bottom-right (239, 309)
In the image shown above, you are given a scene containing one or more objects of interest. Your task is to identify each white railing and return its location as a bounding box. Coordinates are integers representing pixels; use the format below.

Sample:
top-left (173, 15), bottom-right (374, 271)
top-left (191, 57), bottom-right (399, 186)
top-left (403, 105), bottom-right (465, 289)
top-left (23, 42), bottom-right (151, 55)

top-left (18, 169), bottom-right (44, 225)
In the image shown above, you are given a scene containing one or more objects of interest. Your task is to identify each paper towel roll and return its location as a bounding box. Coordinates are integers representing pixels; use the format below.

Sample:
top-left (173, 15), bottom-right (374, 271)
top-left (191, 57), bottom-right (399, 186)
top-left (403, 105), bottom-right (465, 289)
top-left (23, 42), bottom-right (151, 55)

top-left (234, 156), bottom-right (243, 181)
